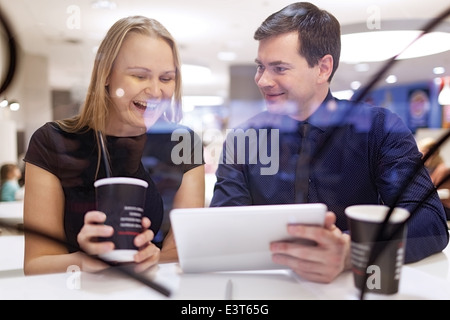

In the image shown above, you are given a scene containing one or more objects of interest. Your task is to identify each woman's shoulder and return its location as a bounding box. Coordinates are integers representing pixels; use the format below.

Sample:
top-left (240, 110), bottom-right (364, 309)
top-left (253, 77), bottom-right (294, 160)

top-left (31, 121), bottom-right (71, 137)
top-left (33, 121), bottom-right (92, 139)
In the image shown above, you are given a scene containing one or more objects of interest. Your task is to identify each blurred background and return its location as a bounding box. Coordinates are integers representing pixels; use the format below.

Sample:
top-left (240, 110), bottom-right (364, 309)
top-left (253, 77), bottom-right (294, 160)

top-left (1, 0), bottom-right (450, 184)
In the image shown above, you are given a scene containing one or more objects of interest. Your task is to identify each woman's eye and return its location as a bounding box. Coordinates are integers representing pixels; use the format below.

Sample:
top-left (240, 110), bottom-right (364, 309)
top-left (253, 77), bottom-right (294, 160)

top-left (131, 73), bottom-right (147, 80)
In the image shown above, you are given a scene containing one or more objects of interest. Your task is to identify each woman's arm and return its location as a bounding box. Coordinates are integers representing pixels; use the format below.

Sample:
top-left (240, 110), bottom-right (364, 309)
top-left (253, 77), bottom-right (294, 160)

top-left (23, 162), bottom-right (83, 275)
top-left (24, 162), bottom-right (161, 274)
top-left (160, 165), bottom-right (205, 262)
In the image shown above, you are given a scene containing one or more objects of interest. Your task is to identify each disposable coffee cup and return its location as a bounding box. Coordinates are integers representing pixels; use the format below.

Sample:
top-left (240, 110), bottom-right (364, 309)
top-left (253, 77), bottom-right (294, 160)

top-left (345, 205), bottom-right (409, 295)
top-left (94, 177), bottom-right (148, 263)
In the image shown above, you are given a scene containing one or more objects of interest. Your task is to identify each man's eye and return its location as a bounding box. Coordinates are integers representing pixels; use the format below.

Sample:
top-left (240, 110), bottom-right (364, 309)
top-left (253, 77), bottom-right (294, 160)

top-left (274, 67), bottom-right (286, 73)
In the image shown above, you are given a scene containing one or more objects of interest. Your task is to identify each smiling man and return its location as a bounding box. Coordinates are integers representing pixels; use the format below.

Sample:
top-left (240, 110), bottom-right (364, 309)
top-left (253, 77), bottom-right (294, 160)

top-left (210, 2), bottom-right (449, 284)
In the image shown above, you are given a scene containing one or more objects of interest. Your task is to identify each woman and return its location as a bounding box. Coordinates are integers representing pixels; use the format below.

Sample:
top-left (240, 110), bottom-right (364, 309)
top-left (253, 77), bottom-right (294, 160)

top-left (23, 16), bottom-right (204, 275)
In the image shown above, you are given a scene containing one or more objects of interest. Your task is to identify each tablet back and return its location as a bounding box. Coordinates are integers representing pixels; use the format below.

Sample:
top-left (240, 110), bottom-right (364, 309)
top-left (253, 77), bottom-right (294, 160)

top-left (170, 203), bottom-right (327, 273)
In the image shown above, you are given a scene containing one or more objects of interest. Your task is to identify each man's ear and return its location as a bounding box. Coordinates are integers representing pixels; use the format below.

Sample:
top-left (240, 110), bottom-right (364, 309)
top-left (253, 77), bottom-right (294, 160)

top-left (317, 54), bottom-right (333, 84)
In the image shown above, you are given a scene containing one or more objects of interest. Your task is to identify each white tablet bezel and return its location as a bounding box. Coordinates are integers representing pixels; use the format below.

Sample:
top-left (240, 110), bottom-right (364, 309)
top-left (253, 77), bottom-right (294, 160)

top-left (170, 203), bottom-right (327, 273)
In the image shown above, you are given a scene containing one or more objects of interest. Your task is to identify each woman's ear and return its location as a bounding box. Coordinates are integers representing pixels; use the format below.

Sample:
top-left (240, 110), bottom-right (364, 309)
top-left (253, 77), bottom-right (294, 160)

top-left (317, 54), bottom-right (333, 84)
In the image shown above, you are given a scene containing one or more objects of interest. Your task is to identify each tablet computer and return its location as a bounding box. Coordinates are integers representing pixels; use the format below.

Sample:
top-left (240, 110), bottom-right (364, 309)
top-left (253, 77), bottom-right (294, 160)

top-left (170, 203), bottom-right (327, 273)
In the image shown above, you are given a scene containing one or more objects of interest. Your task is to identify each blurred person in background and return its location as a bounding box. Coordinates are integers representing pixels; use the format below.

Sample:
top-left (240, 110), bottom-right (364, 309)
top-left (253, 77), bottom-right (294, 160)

top-left (1, 163), bottom-right (23, 201)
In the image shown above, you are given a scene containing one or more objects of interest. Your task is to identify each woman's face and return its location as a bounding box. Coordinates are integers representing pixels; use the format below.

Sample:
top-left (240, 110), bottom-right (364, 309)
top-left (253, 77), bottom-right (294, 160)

top-left (106, 32), bottom-right (176, 136)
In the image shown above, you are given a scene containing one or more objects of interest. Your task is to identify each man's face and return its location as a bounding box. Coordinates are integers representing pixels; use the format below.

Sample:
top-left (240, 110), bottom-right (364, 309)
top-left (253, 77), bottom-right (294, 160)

top-left (254, 31), bottom-right (322, 117)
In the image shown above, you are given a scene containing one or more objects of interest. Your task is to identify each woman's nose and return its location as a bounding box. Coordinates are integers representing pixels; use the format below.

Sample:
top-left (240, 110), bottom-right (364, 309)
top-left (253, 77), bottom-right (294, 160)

top-left (144, 80), bottom-right (161, 97)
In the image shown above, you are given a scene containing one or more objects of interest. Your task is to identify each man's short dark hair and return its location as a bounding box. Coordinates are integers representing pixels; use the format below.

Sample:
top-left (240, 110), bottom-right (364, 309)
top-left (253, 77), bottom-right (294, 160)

top-left (254, 2), bottom-right (341, 82)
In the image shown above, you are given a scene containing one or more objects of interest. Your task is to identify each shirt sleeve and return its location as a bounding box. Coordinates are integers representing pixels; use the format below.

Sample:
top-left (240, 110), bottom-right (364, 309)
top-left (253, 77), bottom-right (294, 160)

top-left (23, 122), bottom-right (59, 176)
top-left (210, 139), bottom-right (253, 206)
top-left (369, 108), bottom-right (449, 263)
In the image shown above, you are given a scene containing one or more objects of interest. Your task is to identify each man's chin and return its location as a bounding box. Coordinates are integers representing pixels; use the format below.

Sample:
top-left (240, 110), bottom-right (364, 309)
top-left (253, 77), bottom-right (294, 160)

top-left (265, 100), bottom-right (298, 115)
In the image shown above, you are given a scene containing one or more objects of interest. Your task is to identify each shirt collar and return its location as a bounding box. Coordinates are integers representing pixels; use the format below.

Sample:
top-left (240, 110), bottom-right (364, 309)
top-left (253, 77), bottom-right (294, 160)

top-left (306, 90), bottom-right (346, 132)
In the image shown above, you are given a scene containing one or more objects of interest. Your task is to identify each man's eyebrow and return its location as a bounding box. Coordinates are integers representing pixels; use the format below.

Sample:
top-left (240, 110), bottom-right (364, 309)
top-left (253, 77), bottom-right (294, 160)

top-left (254, 59), bottom-right (291, 67)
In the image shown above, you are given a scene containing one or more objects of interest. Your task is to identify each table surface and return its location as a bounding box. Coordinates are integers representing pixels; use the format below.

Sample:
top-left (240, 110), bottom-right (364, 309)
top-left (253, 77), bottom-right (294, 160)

top-left (0, 201), bottom-right (23, 220)
top-left (1, 200), bottom-right (450, 300)
top-left (1, 233), bottom-right (450, 300)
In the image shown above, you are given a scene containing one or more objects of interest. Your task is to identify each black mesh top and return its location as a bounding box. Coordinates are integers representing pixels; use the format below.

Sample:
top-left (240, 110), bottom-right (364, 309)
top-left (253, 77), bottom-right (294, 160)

top-left (24, 121), bottom-right (164, 252)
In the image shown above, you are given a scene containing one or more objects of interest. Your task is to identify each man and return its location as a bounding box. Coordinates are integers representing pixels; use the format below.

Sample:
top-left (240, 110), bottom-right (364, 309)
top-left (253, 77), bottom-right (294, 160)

top-left (210, 2), bottom-right (449, 283)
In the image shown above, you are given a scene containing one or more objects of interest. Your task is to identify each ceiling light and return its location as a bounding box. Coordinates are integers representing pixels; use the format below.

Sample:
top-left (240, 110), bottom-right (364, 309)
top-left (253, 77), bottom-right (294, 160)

top-left (433, 67), bottom-right (446, 75)
top-left (385, 75), bottom-right (397, 84)
top-left (9, 101), bottom-right (20, 111)
top-left (0, 98), bottom-right (8, 108)
top-left (341, 31), bottom-right (450, 63)
top-left (0, 98), bottom-right (20, 111)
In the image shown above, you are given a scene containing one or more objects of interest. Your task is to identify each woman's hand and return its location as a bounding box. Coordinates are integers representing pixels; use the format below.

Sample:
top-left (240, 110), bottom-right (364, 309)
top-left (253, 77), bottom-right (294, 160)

top-left (132, 216), bottom-right (161, 273)
top-left (77, 211), bottom-right (160, 273)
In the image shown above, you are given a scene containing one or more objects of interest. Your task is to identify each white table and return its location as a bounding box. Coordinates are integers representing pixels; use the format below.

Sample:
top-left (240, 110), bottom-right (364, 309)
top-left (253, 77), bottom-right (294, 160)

top-left (0, 201), bottom-right (23, 228)
top-left (0, 238), bottom-right (449, 300)
top-left (1, 200), bottom-right (450, 300)
top-left (0, 235), bottom-right (23, 274)
top-left (0, 201), bottom-right (24, 278)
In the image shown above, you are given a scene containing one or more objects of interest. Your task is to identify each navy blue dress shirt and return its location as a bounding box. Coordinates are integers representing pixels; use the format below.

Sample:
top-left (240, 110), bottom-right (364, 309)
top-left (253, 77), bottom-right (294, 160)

top-left (210, 91), bottom-right (449, 263)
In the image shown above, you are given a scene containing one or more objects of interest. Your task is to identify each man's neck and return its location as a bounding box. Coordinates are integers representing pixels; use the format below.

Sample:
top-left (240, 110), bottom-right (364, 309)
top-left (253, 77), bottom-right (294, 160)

top-left (289, 87), bottom-right (330, 122)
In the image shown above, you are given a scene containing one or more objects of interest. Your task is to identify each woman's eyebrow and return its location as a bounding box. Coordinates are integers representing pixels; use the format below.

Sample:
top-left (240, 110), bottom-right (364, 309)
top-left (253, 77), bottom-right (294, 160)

top-left (127, 67), bottom-right (151, 72)
top-left (127, 67), bottom-right (176, 75)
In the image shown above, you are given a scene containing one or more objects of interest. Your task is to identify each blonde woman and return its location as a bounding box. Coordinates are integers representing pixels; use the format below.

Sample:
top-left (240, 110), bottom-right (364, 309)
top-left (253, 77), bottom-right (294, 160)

top-left (23, 16), bottom-right (204, 275)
